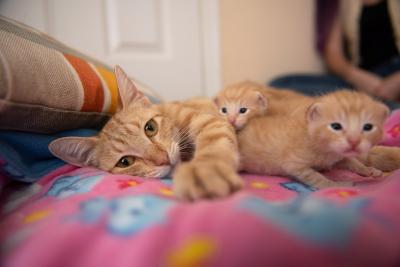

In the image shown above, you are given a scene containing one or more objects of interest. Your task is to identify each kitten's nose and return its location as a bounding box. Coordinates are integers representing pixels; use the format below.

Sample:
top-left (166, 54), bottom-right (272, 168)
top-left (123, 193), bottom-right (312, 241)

top-left (348, 138), bottom-right (361, 149)
top-left (228, 116), bottom-right (236, 123)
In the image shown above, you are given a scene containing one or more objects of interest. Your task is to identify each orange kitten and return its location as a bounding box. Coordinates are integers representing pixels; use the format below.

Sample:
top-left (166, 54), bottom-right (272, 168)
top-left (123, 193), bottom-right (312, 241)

top-left (49, 66), bottom-right (243, 200)
top-left (238, 90), bottom-right (389, 189)
top-left (214, 81), bottom-right (312, 129)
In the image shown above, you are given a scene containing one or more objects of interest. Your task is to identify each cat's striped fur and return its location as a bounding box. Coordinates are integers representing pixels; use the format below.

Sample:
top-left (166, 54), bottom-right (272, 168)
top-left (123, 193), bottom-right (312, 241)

top-left (49, 66), bottom-right (243, 200)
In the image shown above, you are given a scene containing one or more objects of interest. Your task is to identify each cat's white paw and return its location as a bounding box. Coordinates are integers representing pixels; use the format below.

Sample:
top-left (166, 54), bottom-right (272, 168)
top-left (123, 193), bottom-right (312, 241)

top-left (172, 161), bottom-right (243, 201)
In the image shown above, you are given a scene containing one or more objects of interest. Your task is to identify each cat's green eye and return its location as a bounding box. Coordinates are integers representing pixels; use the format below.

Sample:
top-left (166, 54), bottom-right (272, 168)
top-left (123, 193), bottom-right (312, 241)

top-left (116, 156), bottom-right (135, 168)
top-left (144, 119), bottom-right (158, 137)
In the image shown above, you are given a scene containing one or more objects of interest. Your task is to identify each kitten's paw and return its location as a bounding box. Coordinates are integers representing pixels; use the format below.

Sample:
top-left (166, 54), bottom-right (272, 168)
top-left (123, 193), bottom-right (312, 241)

top-left (173, 161), bottom-right (243, 201)
top-left (364, 167), bottom-right (383, 178)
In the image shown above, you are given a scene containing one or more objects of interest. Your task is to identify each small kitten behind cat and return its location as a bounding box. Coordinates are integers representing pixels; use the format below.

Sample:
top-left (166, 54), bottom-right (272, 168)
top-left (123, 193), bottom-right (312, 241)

top-left (238, 90), bottom-right (389, 189)
top-left (214, 81), bottom-right (312, 130)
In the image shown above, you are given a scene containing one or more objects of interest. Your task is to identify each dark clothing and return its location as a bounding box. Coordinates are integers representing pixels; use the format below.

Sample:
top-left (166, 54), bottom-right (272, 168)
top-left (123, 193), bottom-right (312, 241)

top-left (359, 0), bottom-right (399, 70)
top-left (269, 56), bottom-right (400, 109)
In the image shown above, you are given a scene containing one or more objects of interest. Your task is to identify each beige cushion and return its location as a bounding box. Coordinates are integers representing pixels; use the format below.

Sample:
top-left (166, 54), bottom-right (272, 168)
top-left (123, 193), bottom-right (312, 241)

top-left (0, 16), bottom-right (161, 133)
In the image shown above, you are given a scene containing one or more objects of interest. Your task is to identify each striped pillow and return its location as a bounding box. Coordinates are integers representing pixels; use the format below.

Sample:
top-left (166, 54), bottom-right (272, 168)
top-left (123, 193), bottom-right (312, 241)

top-left (0, 16), bottom-right (161, 133)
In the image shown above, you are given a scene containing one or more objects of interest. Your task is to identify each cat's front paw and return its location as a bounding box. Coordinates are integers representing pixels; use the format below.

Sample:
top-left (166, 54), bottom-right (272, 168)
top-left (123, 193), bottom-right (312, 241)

top-left (173, 161), bottom-right (243, 201)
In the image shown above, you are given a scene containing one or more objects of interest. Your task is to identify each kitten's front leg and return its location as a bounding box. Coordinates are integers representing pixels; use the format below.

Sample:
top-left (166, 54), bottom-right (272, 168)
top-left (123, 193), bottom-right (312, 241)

top-left (335, 158), bottom-right (383, 178)
top-left (288, 167), bottom-right (353, 189)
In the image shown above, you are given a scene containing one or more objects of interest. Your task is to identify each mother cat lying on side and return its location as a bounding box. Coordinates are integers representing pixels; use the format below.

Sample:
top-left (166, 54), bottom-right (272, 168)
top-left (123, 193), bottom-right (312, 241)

top-left (49, 66), bottom-right (243, 201)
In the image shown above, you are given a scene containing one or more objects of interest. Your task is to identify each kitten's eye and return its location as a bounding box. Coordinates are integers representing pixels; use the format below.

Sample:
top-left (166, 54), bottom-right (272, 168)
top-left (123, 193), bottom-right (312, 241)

top-left (330, 122), bottom-right (342, 131)
top-left (239, 107), bottom-right (248, 114)
top-left (116, 156), bottom-right (135, 168)
top-left (363, 123), bottom-right (374, 131)
top-left (220, 107), bottom-right (228, 114)
top-left (144, 119), bottom-right (158, 137)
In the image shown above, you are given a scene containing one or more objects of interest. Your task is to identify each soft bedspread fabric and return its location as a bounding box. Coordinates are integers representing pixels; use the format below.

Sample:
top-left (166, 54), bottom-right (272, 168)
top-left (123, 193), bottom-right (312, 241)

top-left (0, 166), bottom-right (400, 267)
top-left (1, 110), bottom-right (400, 267)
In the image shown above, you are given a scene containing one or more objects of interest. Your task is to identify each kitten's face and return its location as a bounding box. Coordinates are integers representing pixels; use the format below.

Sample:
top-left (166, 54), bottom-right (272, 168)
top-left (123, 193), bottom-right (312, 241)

top-left (49, 66), bottom-right (183, 178)
top-left (215, 83), bottom-right (267, 130)
top-left (307, 91), bottom-right (389, 157)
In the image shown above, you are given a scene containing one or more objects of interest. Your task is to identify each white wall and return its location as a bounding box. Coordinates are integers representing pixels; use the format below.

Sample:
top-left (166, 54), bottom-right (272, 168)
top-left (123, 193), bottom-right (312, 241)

top-left (220, 0), bottom-right (324, 87)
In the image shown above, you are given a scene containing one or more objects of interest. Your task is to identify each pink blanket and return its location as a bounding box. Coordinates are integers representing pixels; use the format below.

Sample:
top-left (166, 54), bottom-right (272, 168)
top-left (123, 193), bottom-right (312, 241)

top-left (2, 110), bottom-right (400, 267)
top-left (1, 165), bottom-right (400, 267)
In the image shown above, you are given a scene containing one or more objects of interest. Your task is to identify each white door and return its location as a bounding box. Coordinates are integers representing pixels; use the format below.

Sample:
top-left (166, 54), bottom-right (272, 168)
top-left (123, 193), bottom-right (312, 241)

top-left (0, 0), bottom-right (221, 101)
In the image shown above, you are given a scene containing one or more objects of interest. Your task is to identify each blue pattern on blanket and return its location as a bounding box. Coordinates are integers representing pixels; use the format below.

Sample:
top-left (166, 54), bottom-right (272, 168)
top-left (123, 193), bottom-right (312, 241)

top-left (0, 129), bottom-right (98, 182)
top-left (280, 181), bottom-right (316, 194)
top-left (75, 195), bottom-right (174, 236)
top-left (46, 173), bottom-right (103, 199)
top-left (238, 195), bottom-right (369, 247)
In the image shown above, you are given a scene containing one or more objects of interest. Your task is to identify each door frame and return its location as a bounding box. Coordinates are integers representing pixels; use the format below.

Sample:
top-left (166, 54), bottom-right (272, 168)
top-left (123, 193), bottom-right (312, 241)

top-left (200, 0), bottom-right (222, 97)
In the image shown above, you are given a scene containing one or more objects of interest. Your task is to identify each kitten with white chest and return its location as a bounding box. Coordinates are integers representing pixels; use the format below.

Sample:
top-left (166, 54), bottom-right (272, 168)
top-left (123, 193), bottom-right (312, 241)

top-left (49, 66), bottom-right (243, 200)
top-left (238, 90), bottom-right (389, 189)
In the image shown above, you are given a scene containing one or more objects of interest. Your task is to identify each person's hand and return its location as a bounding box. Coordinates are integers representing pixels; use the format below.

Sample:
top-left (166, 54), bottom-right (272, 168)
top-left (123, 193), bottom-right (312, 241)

top-left (345, 67), bottom-right (383, 95)
top-left (374, 72), bottom-right (400, 101)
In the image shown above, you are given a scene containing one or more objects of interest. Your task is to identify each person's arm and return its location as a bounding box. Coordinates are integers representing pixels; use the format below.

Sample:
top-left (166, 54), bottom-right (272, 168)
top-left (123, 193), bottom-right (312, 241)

top-left (375, 71), bottom-right (400, 100)
top-left (323, 14), bottom-right (382, 94)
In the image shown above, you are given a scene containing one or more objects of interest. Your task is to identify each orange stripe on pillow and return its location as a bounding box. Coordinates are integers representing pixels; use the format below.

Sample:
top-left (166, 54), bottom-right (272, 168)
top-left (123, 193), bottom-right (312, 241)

top-left (95, 66), bottom-right (119, 114)
top-left (63, 54), bottom-right (104, 112)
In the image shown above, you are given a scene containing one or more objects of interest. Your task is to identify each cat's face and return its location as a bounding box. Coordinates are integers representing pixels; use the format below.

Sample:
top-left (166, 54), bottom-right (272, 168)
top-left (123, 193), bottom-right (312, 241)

top-left (49, 66), bottom-right (181, 178)
top-left (215, 82), bottom-right (267, 130)
top-left (306, 90), bottom-right (389, 157)
top-left (92, 105), bottom-right (180, 177)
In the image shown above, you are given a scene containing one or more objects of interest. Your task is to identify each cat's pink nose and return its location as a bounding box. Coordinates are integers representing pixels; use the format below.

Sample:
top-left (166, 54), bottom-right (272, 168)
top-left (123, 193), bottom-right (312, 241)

top-left (154, 153), bottom-right (170, 166)
top-left (228, 117), bottom-right (236, 123)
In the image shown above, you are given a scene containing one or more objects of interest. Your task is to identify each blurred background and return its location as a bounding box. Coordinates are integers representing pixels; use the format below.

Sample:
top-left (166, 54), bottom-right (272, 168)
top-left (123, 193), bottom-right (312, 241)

top-left (0, 0), bottom-right (322, 100)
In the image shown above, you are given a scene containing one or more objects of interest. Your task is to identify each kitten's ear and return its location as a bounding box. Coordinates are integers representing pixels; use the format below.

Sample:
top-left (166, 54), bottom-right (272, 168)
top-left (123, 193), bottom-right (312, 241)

top-left (48, 137), bottom-right (98, 167)
top-left (306, 102), bottom-right (321, 122)
top-left (213, 96), bottom-right (220, 106)
top-left (379, 103), bottom-right (390, 120)
top-left (114, 65), bottom-right (150, 110)
top-left (256, 92), bottom-right (267, 108)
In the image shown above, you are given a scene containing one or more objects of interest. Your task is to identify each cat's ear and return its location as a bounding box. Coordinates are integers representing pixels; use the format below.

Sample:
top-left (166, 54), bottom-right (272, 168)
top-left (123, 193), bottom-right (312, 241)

top-left (256, 92), bottom-right (267, 108)
top-left (48, 137), bottom-right (98, 167)
top-left (114, 65), bottom-right (150, 110)
top-left (306, 102), bottom-right (321, 122)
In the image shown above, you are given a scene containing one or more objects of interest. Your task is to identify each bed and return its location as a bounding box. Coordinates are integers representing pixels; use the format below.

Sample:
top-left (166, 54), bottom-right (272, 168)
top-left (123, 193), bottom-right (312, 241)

top-left (1, 16), bottom-right (400, 267)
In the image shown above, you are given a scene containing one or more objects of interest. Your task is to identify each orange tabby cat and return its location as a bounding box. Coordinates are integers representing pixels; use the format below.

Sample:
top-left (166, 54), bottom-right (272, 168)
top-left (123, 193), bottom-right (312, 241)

top-left (214, 81), bottom-right (312, 129)
top-left (49, 66), bottom-right (243, 200)
top-left (238, 90), bottom-right (389, 188)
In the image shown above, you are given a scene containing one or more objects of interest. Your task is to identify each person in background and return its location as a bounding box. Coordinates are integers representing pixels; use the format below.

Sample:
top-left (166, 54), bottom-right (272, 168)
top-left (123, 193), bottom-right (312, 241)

top-left (269, 0), bottom-right (400, 108)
